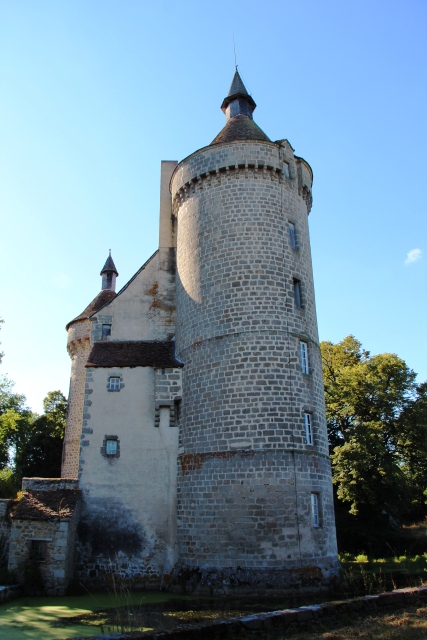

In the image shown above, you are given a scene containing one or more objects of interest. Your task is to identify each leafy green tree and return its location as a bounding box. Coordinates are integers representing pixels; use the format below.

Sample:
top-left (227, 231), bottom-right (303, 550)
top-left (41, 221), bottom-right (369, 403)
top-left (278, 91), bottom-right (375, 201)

top-left (15, 391), bottom-right (67, 480)
top-left (321, 336), bottom-right (427, 553)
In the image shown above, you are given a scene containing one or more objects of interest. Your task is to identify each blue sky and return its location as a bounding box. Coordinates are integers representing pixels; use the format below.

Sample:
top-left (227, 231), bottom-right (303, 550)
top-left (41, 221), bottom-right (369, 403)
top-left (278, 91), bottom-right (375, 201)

top-left (1, 0), bottom-right (426, 412)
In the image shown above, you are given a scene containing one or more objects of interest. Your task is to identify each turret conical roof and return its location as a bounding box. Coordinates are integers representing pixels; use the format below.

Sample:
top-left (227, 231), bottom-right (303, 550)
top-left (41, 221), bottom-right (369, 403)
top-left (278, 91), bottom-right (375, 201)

top-left (228, 69), bottom-right (250, 97)
top-left (211, 70), bottom-right (270, 146)
top-left (221, 69), bottom-right (256, 113)
top-left (100, 250), bottom-right (118, 276)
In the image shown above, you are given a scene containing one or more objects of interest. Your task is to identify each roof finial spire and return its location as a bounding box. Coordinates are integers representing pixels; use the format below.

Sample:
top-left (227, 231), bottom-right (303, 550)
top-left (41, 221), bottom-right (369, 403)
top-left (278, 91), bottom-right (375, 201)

top-left (220, 69), bottom-right (256, 121)
top-left (100, 251), bottom-right (119, 292)
top-left (233, 33), bottom-right (237, 71)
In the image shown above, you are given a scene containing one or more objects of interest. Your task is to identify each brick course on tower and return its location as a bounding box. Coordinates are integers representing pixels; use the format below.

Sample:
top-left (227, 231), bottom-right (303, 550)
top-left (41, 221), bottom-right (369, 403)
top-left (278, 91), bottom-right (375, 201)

top-left (7, 71), bottom-right (338, 596)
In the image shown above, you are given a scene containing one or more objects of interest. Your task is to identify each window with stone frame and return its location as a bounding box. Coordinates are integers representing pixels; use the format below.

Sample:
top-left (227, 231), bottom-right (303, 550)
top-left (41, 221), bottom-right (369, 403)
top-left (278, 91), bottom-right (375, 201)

top-left (106, 439), bottom-right (118, 455)
top-left (300, 341), bottom-right (309, 374)
top-left (311, 493), bottom-right (321, 528)
top-left (293, 279), bottom-right (302, 308)
top-left (30, 539), bottom-right (48, 562)
top-left (101, 435), bottom-right (120, 458)
top-left (304, 412), bottom-right (313, 445)
top-left (102, 324), bottom-right (111, 337)
top-left (174, 398), bottom-right (182, 422)
top-left (108, 377), bottom-right (121, 391)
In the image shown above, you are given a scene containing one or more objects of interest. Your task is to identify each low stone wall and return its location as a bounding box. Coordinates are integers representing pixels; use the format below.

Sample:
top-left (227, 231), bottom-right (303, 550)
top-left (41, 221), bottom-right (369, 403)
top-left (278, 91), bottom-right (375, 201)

top-left (21, 478), bottom-right (79, 492)
top-left (0, 585), bottom-right (21, 604)
top-left (74, 586), bottom-right (427, 640)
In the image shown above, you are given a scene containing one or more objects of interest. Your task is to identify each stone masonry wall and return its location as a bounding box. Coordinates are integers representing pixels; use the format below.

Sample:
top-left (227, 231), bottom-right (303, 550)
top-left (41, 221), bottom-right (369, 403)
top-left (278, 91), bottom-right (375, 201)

top-left (0, 500), bottom-right (12, 565)
top-left (154, 367), bottom-right (182, 428)
top-left (172, 139), bottom-right (338, 586)
top-left (7, 512), bottom-right (79, 595)
top-left (62, 319), bottom-right (91, 478)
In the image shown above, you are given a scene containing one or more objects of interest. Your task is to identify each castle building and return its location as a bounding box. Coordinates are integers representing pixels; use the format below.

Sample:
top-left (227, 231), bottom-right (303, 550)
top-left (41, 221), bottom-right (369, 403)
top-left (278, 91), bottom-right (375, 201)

top-left (6, 71), bottom-right (339, 594)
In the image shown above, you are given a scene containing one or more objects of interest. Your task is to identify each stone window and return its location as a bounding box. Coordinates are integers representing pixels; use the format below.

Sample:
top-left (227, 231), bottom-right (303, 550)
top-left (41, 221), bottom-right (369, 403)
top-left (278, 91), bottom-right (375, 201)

top-left (283, 162), bottom-right (290, 178)
top-left (293, 279), bottom-right (302, 308)
top-left (106, 439), bottom-right (117, 455)
top-left (102, 324), bottom-right (111, 337)
top-left (300, 341), bottom-right (309, 374)
top-left (101, 435), bottom-right (120, 458)
top-left (304, 412), bottom-right (313, 445)
top-left (108, 377), bottom-right (121, 391)
top-left (174, 398), bottom-right (182, 422)
top-left (30, 539), bottom-right (48, 562)
top-left (311, 493), bottom-right (320, 528)
top-left (288, 221), bottom-right (297, 249)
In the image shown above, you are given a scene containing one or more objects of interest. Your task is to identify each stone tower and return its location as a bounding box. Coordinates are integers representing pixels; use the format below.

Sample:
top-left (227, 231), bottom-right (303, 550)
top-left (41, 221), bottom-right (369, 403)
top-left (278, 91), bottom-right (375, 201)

top-left (172, 71), bottom-right (339, 590)
top-left (61, 253), bottom-right (118, 478)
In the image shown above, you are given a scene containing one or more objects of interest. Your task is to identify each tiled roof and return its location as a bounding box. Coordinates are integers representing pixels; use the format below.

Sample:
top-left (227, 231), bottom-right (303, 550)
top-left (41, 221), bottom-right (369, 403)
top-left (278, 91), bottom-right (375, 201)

top-left (11, 489), bottom-right (81, 521)
top-left (66, 290), bottom-right (117, 330)
top-left (86, 340), bottom-right (183, 368)
top-left (211, 115), bottom-right (271, 145)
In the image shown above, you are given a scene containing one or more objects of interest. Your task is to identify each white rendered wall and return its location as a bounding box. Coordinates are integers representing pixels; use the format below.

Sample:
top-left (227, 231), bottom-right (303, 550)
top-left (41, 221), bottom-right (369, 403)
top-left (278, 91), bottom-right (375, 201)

top-left (76, 366), bottom-right (179, 584)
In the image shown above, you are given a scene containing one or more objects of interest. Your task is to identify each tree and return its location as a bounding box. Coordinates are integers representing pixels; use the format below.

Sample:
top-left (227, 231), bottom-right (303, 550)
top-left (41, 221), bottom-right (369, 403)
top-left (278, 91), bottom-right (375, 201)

top-left (0, 386), bottom-right (67, 495)
top-left (321, 336), bottom-right (427, 553)
top-left (15, 391), bottom-right (67, 480)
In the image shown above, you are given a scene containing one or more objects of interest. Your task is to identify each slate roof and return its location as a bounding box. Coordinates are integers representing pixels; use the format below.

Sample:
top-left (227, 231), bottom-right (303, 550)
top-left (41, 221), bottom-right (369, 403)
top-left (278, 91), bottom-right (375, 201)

top-left (66, 290), bottom-right (117, 330)
top-left (86, 340), bottom-right (183, 368)
top-left (100, 252), bottom-right (118, 276)
top-left (12, 489), bottom-right (81, 521)
top-left (228, 69), bottom-right (249, 97)
top-left (211, 115), bottom-right (271, 145)
top-left (221, 70), bottom-right (256, 112)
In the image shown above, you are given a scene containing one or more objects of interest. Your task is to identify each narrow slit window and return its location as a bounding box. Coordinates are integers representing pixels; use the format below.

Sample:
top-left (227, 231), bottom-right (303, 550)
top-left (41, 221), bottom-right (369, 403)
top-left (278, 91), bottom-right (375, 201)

top-left (102, 324), bottom-right (111, 337)
top-left (311, 493), bottom-right (320, 527)
top-left (300, 341), bottom-right (309, 374)
top-left (288, 222), bottom-right (297, 249)
top-left (293, 279), bottom-right (302, 308)
top-left (304, 413), bottom-right (313, 445)
top-left (106, 439), bottom-right (118, 455)
top-left (174, 398), bottom-right (182, 422)
top-left (109, 377), bottom-right (121, 391)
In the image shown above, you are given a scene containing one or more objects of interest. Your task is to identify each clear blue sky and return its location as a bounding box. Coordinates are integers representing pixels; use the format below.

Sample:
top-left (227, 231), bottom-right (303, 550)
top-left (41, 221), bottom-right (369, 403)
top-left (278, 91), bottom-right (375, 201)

top-left (1, 0), bottom-right (426, 412)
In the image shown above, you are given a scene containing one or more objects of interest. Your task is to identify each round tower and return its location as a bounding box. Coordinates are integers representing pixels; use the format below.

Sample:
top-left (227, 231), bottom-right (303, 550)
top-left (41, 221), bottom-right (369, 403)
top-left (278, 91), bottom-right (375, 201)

top-left (172, 71), bottom-right (339, 591)
top-left (61, 253), bottom-right (118, 478)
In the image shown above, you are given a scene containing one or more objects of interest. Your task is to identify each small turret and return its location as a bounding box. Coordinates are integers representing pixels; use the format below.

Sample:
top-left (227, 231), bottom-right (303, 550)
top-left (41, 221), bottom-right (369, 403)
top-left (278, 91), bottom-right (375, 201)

top-left (211, 69), bottom-right (270, 145)
top-left (100, 250), bottom-right (118, 292)
top-left (221, 69), bottom-right (256, 120)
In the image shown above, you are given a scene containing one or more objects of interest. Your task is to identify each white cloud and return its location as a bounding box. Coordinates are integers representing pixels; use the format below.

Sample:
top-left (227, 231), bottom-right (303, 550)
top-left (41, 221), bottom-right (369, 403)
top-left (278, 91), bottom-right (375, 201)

top-left (52, 272), bottom-right (72, 289)
top-left (405, 248), bottom-right (422, 265)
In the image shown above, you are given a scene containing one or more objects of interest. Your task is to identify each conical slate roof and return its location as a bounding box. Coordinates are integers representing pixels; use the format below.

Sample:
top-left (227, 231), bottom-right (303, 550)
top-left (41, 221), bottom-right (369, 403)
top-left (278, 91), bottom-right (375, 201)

top-left (100, 251), bottom-right (118, 276)
top-left (228, 69), bottom-right (249, 97)
top-left (211, 70), bottom-right (270, 145)
top-left (211, 115), bottom-right (270, 145)
top-left (221, 69), bottom-right (256, 112)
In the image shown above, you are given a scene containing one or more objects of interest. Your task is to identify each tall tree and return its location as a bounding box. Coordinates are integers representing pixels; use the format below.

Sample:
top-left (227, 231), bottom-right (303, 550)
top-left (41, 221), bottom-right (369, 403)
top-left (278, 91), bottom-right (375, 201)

top-left (321, 336), bottom-right (427, 552)
top-left (15, 391), bottom-right (67, 479)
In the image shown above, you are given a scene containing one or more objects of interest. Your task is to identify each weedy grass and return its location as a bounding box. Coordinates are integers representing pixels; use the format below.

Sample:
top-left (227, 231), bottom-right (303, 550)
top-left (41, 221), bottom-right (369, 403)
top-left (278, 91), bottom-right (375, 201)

top-left (237, 604), bottom-right (427, 639)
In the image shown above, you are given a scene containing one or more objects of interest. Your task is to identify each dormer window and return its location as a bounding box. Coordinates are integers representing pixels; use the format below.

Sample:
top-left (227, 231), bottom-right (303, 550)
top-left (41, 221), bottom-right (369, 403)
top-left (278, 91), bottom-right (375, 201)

top-left (102, 324), bottom-right (111, 337)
